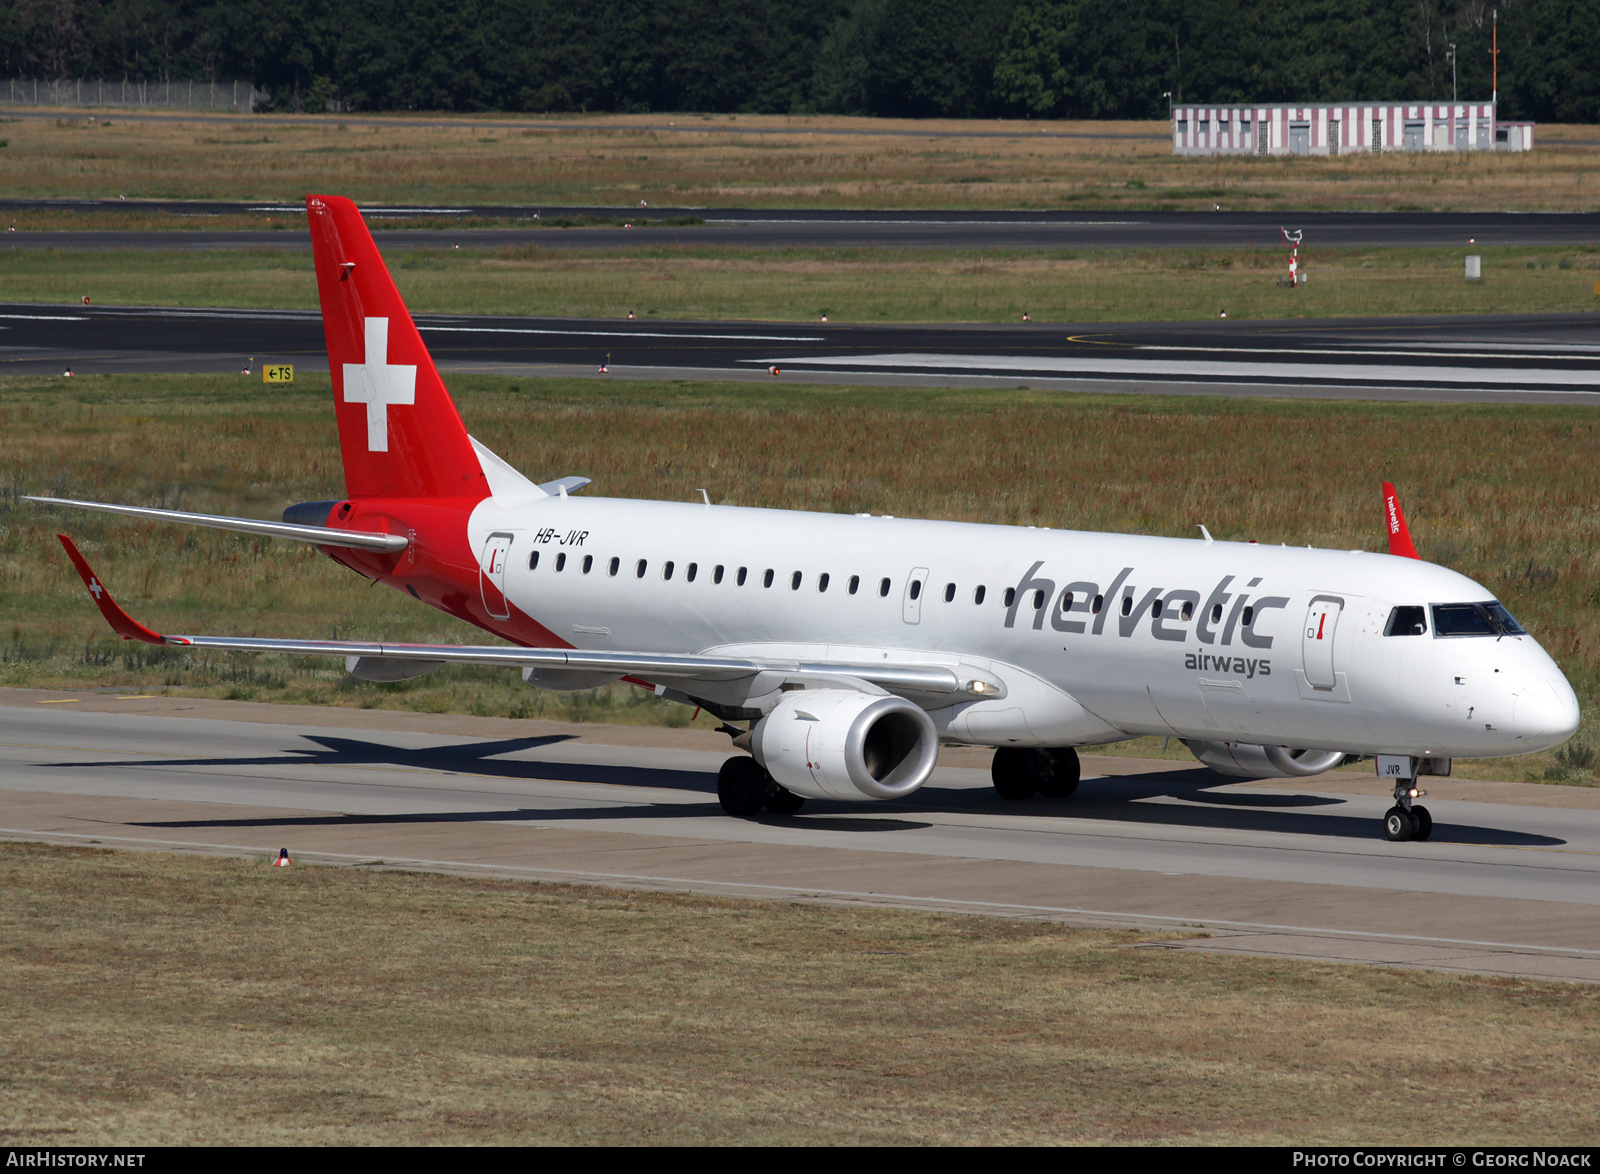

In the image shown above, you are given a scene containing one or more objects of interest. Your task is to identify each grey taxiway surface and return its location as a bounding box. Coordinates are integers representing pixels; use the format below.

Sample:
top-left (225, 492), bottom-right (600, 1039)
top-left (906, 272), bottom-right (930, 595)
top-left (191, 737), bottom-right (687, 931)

top-left (3, 690), bottom-right (1598, 983)
top-left (6, 302), bottom-right (1598, 402)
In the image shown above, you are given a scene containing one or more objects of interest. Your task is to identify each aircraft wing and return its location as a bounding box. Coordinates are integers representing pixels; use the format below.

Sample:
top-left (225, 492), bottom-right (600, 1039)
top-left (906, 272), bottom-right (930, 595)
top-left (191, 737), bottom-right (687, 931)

top-left (55, 534), bottom-right (972, 697)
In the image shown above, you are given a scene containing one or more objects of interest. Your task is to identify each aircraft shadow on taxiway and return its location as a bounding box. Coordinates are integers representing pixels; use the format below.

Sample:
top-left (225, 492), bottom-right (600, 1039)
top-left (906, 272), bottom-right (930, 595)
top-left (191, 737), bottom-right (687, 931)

top-left (43, 732), bottom-right (1565, 847)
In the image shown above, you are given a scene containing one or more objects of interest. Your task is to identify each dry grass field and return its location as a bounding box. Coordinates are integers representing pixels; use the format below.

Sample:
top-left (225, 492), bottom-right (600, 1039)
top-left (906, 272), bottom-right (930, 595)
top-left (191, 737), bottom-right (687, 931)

top-left (4, 242), bottom-right (1599, 323)
top-left (3, 841), bottom-right (1596, 1146)
top-left (4, 371), bottom-right (1600, 784)
top-left (1, 109), bottom-right (1597, 210)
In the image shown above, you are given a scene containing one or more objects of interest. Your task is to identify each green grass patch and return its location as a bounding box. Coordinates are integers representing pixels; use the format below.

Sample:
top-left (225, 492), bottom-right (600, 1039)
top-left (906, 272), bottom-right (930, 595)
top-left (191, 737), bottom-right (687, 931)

top-left (3, 841), bottom-right (1597, 1144)
top-left (4, 243), bottom-right (1599, 322)
top-left (2, 112), bottom-right (1598, 211)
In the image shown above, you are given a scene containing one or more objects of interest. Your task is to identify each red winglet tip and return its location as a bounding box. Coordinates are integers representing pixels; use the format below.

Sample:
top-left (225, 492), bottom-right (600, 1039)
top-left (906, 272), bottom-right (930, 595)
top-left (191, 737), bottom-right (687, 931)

top-left (55, 534), bottom-right (167, 644)
top-left (1381, 482), bottom-right (1422, 560)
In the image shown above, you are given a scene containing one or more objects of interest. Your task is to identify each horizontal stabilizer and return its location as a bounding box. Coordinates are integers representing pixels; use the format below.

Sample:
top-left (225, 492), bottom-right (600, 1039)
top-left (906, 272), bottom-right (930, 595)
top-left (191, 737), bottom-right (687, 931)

top-left (28, 496), bottom-right (408, 553)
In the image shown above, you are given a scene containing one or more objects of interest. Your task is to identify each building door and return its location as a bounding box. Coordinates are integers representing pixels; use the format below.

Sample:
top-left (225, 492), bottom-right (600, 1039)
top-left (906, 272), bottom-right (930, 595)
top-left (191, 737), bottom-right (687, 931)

top-left (1403, 121), bottom-right (1425, 151)
top-left (1288, 123), bottom-right (1310, 154)
top-left (1328, 121), bottom-right (1340, 155)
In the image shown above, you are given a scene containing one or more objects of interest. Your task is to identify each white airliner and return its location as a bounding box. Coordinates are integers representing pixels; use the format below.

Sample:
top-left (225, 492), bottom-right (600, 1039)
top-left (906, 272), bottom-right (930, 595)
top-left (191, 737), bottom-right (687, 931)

top-left (35, 195), bottom-right (1580, 841)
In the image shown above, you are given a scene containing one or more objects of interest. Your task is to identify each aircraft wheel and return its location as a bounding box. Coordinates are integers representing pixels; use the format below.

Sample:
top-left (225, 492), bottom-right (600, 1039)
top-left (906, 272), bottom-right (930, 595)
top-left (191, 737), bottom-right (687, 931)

top-left (764, 786), bottom-right (806, 815)
top-left (1382, 805), bottom-right (1415, 842)
top-left (1038, 747), bottom-right (1081, 798)
top-left (718, 756), bottom-right (770, 818)
top-left (1409, 804), bottom-right (1433, 842)
top-left (992, 747), bottom-right (1049, 800)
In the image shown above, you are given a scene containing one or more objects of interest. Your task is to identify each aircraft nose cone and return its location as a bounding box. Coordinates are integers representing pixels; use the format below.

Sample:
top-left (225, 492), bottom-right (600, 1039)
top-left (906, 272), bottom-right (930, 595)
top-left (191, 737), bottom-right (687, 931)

top-left (1513, 678), bottom-right (1581, 749)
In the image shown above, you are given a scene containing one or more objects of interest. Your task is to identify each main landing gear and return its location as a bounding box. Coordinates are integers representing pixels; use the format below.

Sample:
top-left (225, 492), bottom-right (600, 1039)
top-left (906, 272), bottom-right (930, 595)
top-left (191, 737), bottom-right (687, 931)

top-left (991, 746), bottom-right (1081, 801)
top-left (717, 755), bottom-right (805, 818)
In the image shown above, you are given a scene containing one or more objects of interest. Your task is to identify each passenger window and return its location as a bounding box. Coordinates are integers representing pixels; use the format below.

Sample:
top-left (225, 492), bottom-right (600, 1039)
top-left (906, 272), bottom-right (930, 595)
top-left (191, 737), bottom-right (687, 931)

top-left (528, 551), bottom-right (539, 570)
top-left (1180, 600), bottom-right (1194, 621)
top-left (555, 552), bottom-right (566, 572)
top-left (714, 564), bottom-right (725, 584)
top-left (1211, 603), bottom-right (1222, 623)
top-left (763, 569), bottom-right (775, 588)
top-left (973, 585), bottom-right (986, 605)
top-left (1060, 589), bottom-right (1074, 611)
top-left (1003, 587), bottom-right (1015, 608)
top-left (849, 575), bottom-right (860, 595)
top-left (686, 562), bottom-right (698, 582)
top-left (663, 560), bottom-right (675, 580)
top-left (737, 567), bottom-right (748, 586)
top-left (1092, 594), bottom-right (1103, 614)
top-left (1151, 599), bottom-right (1161, 617)
top-left (582, 555), bottom-right (593, 574)
top-left (944, 583), bottom-right (955, 603)
top-left (1242, 605), bottom-right (1255, 627)
top-left (1121, 594), bottom-right (1133, 617)
top-left (879, 578), bottom-right (891, 597)
top-left (1033, 589), bottom-right (1045, 610)
top-left (635, 559), bottom-right (648, 579)
top-left (608, 557), bottom-right (620, 577)
top-left (791, 571), bottom-right (802, 590)
top-left (1385, 606), bottom-right (1427, 636)
top-left (910, 580), bottom-right (922, 601)
top-left (819, 573), bottom-right (830, 592)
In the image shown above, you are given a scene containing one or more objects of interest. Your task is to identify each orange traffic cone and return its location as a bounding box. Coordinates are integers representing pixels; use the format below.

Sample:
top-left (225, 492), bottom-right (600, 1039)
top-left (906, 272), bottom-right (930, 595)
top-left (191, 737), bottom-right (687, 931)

top-left (273, 848), bottom-right (292, 867)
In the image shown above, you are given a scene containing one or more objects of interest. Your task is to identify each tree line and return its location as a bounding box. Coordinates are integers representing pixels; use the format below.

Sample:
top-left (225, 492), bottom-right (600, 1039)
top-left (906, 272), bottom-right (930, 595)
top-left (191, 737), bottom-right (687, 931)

top-left (1, 0), bottom-right (1593, 122)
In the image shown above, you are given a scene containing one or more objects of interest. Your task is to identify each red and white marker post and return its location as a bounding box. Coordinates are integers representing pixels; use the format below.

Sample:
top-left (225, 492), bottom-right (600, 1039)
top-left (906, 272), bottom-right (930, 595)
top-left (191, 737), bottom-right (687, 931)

top-left (1282, 227), bottom-right (1304, 288)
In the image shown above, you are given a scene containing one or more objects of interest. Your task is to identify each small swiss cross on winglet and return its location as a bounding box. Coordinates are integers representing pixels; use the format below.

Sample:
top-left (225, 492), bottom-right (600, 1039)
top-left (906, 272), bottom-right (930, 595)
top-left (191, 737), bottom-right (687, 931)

top-left (55, 534), bottom-right (169, 644)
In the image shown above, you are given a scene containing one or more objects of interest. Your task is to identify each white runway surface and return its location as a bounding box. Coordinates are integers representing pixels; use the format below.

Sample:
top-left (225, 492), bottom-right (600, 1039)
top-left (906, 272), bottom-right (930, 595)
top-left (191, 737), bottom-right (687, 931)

top-left (3, 692), bottom-right (1598, 982)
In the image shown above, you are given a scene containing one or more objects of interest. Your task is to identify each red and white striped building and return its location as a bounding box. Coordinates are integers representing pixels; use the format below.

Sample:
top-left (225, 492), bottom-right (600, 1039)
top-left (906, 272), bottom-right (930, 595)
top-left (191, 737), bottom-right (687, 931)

top-left (1171, 102), bottom-right (1532, 156)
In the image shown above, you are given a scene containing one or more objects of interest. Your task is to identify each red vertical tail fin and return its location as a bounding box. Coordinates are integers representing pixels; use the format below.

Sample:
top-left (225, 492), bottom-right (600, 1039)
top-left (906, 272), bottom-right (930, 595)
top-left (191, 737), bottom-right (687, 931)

top-left (306, 195), bottom-right (490, 501)
top-left (1382, 481), bottom-right (1421, 559)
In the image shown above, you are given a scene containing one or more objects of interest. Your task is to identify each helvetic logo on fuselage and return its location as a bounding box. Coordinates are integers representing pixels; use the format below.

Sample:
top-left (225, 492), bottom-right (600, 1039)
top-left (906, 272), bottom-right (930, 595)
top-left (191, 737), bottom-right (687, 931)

top-left (1004, 564), bottom-right (1288, 650)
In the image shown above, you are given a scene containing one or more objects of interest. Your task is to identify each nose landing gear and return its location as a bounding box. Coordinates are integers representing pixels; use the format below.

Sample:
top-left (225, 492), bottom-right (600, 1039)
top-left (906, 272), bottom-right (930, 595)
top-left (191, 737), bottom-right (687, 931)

top-left (1383, 782), bottom-right (1433, 842)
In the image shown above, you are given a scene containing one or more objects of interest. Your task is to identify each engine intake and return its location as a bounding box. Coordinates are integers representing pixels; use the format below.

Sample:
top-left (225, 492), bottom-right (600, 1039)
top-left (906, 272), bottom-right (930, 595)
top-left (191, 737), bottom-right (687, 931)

top-left (751, 690), bottom-right (939, 801)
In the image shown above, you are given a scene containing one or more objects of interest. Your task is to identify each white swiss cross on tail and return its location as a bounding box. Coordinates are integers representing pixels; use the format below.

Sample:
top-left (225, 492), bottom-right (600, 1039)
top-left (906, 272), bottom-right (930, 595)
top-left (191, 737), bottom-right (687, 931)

top-left (342, 317), bottom-right (417, 453)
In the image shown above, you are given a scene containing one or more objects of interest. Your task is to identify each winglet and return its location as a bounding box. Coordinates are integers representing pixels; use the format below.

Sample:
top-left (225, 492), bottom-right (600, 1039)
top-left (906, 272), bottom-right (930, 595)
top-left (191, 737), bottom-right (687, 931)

top-left (1381, 482), bottom-right (1421, 560)
top-left (56, 534), bottom-right (176, 645)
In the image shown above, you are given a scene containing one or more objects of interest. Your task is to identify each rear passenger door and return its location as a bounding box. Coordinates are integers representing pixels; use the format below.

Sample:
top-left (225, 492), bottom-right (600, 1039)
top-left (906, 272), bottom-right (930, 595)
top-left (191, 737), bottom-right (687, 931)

top-left (902, 567), bottom-right (928, 624)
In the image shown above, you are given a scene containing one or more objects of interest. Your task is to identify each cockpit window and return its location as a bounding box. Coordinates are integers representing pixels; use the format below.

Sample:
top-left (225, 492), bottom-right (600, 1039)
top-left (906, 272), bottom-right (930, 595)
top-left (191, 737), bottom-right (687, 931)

top-left (1384, 606), bottom-right (1427, 636)
top-left (1431, 601), bottom-right (1527, 637)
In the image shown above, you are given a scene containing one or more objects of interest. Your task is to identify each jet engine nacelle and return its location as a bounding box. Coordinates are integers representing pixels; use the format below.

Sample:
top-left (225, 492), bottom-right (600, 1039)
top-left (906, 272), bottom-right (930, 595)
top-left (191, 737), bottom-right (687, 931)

top-left (1184, 739), bottom-right (1347, 779)
top-left (751, 690), bottom-right (939, 802)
